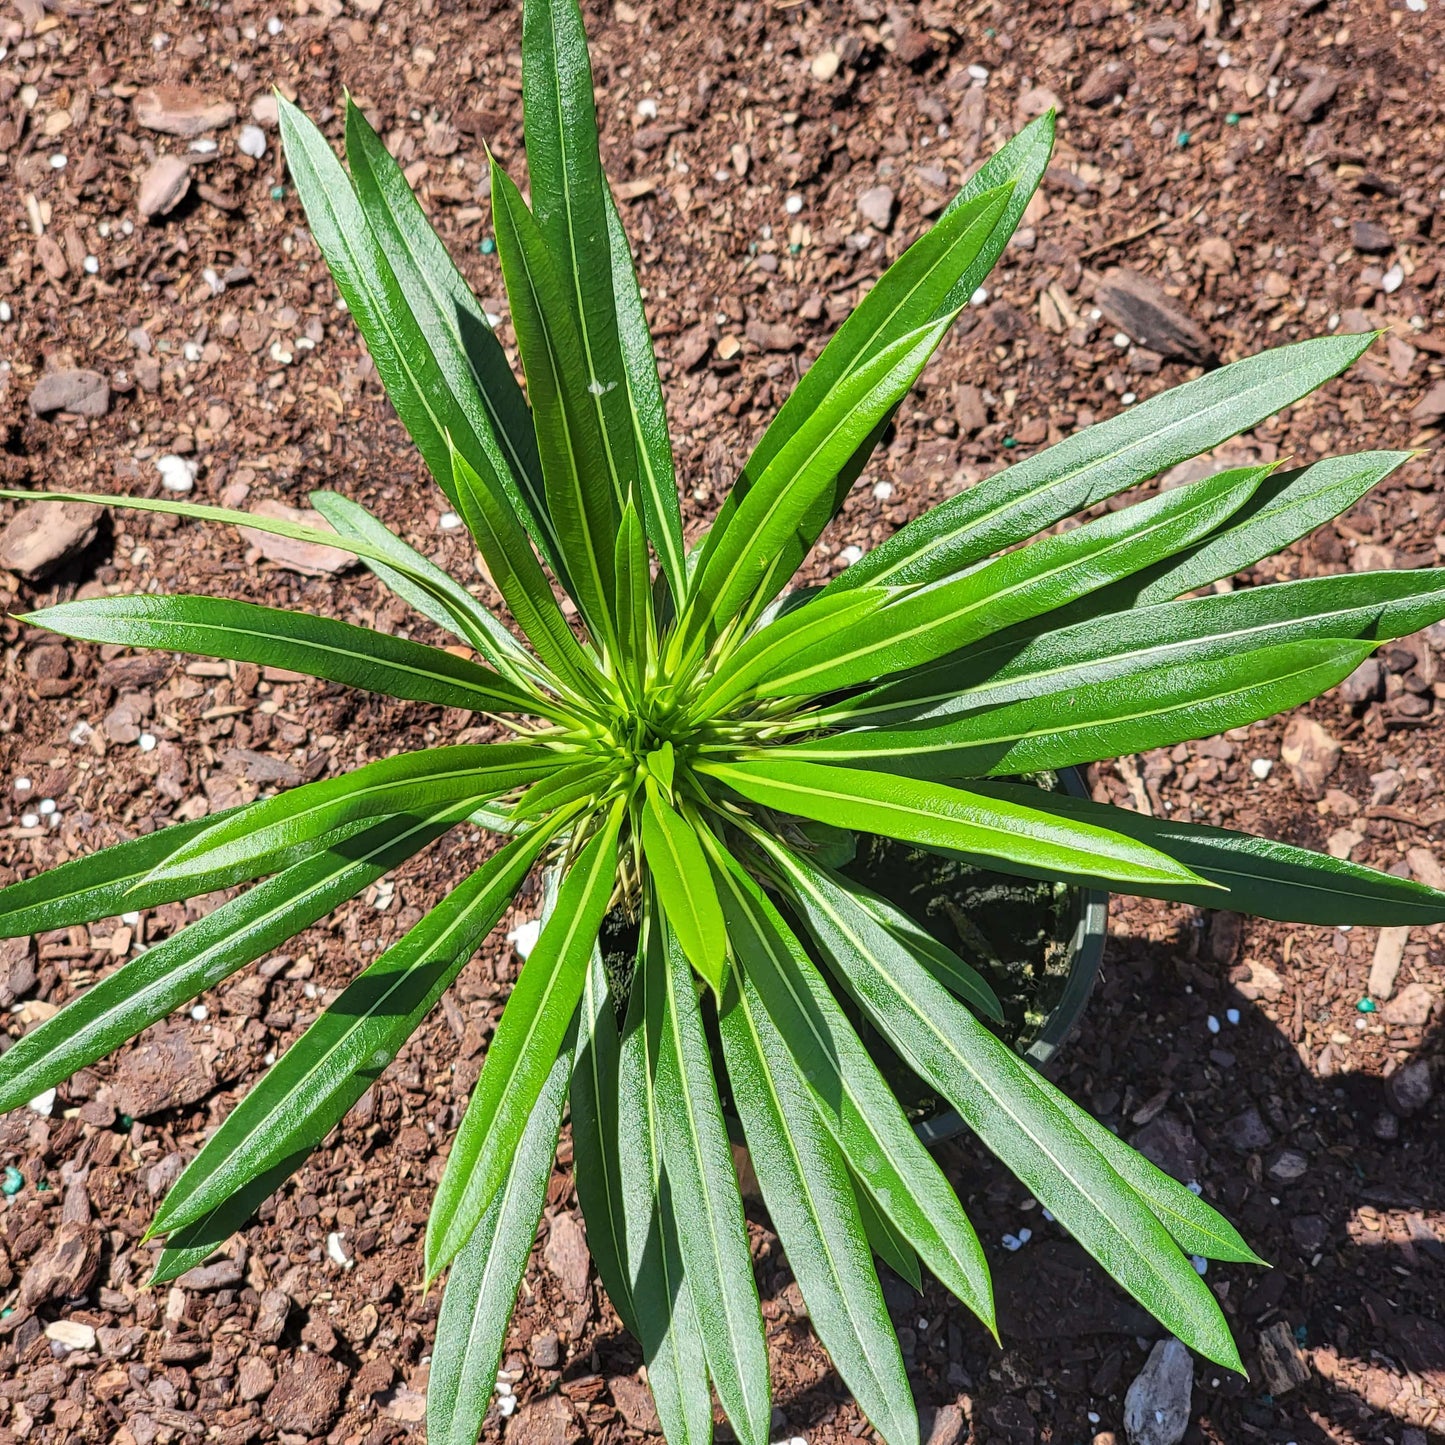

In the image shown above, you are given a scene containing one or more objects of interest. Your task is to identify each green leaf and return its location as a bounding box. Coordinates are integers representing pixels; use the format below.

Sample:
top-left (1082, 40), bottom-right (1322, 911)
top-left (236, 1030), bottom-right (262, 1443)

top-left (966, 780), bottom-right (1445, 926)
top-left (792, 638), bottom-right (1375, 778)
top-left (491, 160), bottom-right (620, 650)
top-left (428, 1028), bottom-right (572, 1445)
top-left (150, 822), bottom-right (556, 1236)
top-left (719, 960), bottom-right (917, 1445)
top-left (705, 849), bottom-right (992, 1327)
top-left (651, 921), bottom-right (771, 1445)
top-left (570, 945), bottom-right (640, 1336)
top-left (771, 844), bottom-right (1243, 1372)
top-left (830, 331), bottom-right (1378, 593)
top-left (522, 0), bottom-right (640, 523)
top-left (342, 97), bottom-right (562, 576)
top-left (0, 488), bottom-right (515, 673)
top-left (823, 566), bottom-right (1445, 734)
top-left (604, 185), bottom-right (687, 599)
top-left (25, 593), bottom-right (547, 717)
top-left (699, 758), bottom-right (1210, 895)
top-left (675, 314), bottom-right (958, 663)
top-left (619, 909), bottom-right (714, 1445)
top-left (642, 781), bottom-right (727, 993)
top-left (688, 588), bottom-right (891, 719)
top-left (613, 495), bottom-right (655, 691)
top-left (448, 444), bottom-right (612, 707)
top-left (143, 743), bottom-right (560, 890)
top-left (851, 1171), bottom-right (922, 1291)
top-left (427, 804), bottom-right (622, 1276)
top-left (1074, 450), bottom-right (1414, 616)
top-left (767, 464), bottom-right (1266, 697)
top-left (512, 758), bottom-right (612, 822)
top-left (0, 810), bottom-right (460, 1116)
top-left (843, 875), bottom-right (1003, 1022)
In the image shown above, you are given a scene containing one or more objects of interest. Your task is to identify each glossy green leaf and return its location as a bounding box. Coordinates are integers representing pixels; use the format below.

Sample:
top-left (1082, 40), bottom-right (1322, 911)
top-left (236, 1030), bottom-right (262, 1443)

top-left (851, 1172), bottom-right (921, 1291)
top-left (570, 946), bottom-right (639, 1336)
top-left (792, 639), bottom-right (1375, 778)
top-left (428, 1029), bottom-right (572, 1445)
top-left (771, 844), bottom-right (1243, 1372)
top-left (698, 758), bottom-right (1209, 895)
top-left (604, 185), bottom-right (686, 599)
top-left (143, 743), bottom-right (560, 889)
top-left (651, 922), bottom-right (771, 1445)
top-left (491, 160), bottom-right (619, 650)
top-left (831, 331), bottom-right (1377, 593)
top-left (342, 98), bottom-right (560, 575)
top-left (0, 810), bottom-right (460, 1116)
top-left (613, 495), bottom-right (655, 691)
top-left (675, 314), bottom-right (958, 664)
top-left (618, 909), bottom-right (714, 1445)
top-left (522, 0), bottom-right (639, 518)
top-left (448, 444), bottom-right (610, 707)
top-left (719, 960), bottom-right (917, 1445)
top-left (822, 567), bottom-right (1445, 734)
top-left (705, 848), bottom-right (992, 1327)
top-left (967, 779), bottom-right (1445, 925)
top-left (150, 821), bottom-right (556, 1236)
top-left (767, 464), bottom-right (1266, 696)
top-left (642, 781), bottom-right (727, 993)
top-left (427, 804), bottom-right (622, 1276)
top-left (308, 489), bottom-right (538, 683)
top-left (25, 593), bottom-right (546, 717)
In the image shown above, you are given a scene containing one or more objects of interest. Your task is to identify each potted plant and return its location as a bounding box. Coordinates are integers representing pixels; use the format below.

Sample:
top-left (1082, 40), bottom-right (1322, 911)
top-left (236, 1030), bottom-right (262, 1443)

top-left (4, 2), bottom-right (1445, 1442)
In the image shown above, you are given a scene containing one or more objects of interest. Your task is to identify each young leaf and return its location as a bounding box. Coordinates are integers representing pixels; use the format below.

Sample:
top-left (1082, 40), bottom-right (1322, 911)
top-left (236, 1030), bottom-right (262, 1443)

top-left (851, 1171), bottom-right (922, 1291)
top-left (0, 810), bottom-right (461, 1116)
top-left (829, 331), bottom-right (1378, 593)
top-left (603, 187), bottom-right (687, 599)
top-left (706, 849), bottom-right (993, 1327)
top-left (651, 923), bottom-right (772, 1445)
top-left (25, 593), bottom-right (547, 717)
top-left (791, 639), bottom-right (1375, 778)
top-left (428, 1031), bottom-right (573, 1445)
top-left (771, 844), bottom-right (1243, 1372)
top-left (699, 758), bottom-right (1210, 895)
top-left (149, 821), bottom-right (557, 1236)
top-left (342, 97), bottom-right (561, 575)
top-left (142, 743), bottom-right (561, 889)
top-left (967, 780), bottom-right (1445, 926)
top-left (642, 780), bottom-right (727, 993)
top-left (719, 961), bottom-right (918, 1445)
top-left (427, 803), bottom-right (623, 1276)
top-left (765, 464), bottom-right (1267, 696)
top-left (490, 160), bottom-right (620, 651)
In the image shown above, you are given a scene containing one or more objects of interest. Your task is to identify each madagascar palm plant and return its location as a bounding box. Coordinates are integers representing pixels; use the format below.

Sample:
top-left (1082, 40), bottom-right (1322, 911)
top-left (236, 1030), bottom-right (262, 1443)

top-left (4, 2), bottom-right (1444, 1440)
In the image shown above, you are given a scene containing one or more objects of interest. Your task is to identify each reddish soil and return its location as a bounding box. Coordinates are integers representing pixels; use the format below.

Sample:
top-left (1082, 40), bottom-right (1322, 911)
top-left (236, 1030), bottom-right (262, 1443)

top-left (1, 1), bottom-right (1443, 1444)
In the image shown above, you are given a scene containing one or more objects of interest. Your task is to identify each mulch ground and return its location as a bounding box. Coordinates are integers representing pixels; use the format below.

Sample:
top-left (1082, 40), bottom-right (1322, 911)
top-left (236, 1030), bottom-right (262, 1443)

top-left (1, 0), bottom-right (1444, 1443)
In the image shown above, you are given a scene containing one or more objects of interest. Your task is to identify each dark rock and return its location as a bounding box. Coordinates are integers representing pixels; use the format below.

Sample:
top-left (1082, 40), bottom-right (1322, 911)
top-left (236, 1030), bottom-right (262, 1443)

top-left (1290, 1214), bottom-right (1330, 1254)
top-left (1132, 1114), bottom-right (1205, 1184)
top-left (1351, 220), bottom-right (1393, 255)
top-left (1076, 59), bottom-right (1133, 106)
top-left (1340, 656), bottom-right (1384, 706)
top-left (978, 1395), bottom-right (1035, 1445)
top-left (1225, 1106), bottom-right (1272, 1152)
top-left (1093, 268), bottom-right (1216, 366)
top-left (1386, 1060), bottom-right (1433, 1116)
top-left (530, 1330), bottom-right (561, 1368)
top-left (29, 368), bottom-right (110, 419)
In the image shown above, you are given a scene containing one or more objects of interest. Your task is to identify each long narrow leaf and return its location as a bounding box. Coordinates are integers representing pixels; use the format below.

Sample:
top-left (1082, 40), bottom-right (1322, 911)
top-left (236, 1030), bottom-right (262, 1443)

top-left (150, 821), bottom-right (556, 1235)
top-left (427, 804), bottom-right (622, 1276)
top-left (642, 781), bottom-right (727, 993)
top-left (830, 331), bottom-right (1377, 593)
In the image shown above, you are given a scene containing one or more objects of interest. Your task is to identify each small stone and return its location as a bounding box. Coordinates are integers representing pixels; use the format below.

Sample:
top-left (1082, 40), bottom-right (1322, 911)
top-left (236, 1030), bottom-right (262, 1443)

top-left (544, 1211), bottom-right (591, 1301)
top-left (1279, 716), bottom-right (1341, 801)
top-left (1410, 380), bottom-right (1445, 429)
top-left (1267, 1148), bottom-right (1309, 1184)
top-left (251, 93), bottom-right (280, 127)
top-left (0, 500), bottom-right (102, 581)
top-left (1291, 1214), bottom-right (1329, 1254)
top-left (1386, 1060), bottom-right (1433, 1116)
top-left (1225, 1106), bottom-right (1272, 1152)
top-left (240, 498), bottom-right (357, 576)
top-left (921, 1403), bottom-right (967, 1445)
top-left (716, 334), bottom-right (742, 362)
top-left (237, 124), bottom-right (267, 159)
top-left (1351, 220), bottom-right (1393, 255)
top-left (1381, 264), bottom-right (1404, 294)
top-left (29, 368), bottom-right (110, 419)
top-left (811, 49), bottom-right (841, 81)
top-left (1289, 73), bottom-right (1338, 124)
top-left (1406, 847), bottom-right (1445, 890)
top-left (1093, 268), bottom-right (1216, 366)
top-left (745, 319), bottom-right (797, 352)
top-left (1077, 58), bottom-right (1134, 107)
top-left (1381, 982), bottom-right (1437, 1027)
top-left (530, 1330), bottom-right (560, 1368)
top-left (237, 1355), bottom-right (276, 1402)
top-left (138, 154), bottom-right (192, 219)
top-left (134, 85), bottom-right (237, 138)
top-left (1339, 656), bottom-right (1383, 706)
top-left (44, 1319), bottom-right (97, 1352)
top-left (1123, 1337), bottom-right (1192, 1445)
top-left (156, 454), bottom-right (198, 493)
top-left (856, 185), bottom-right (897, 230)
top-left (1369, 926), bottom-right (1410, 1000)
